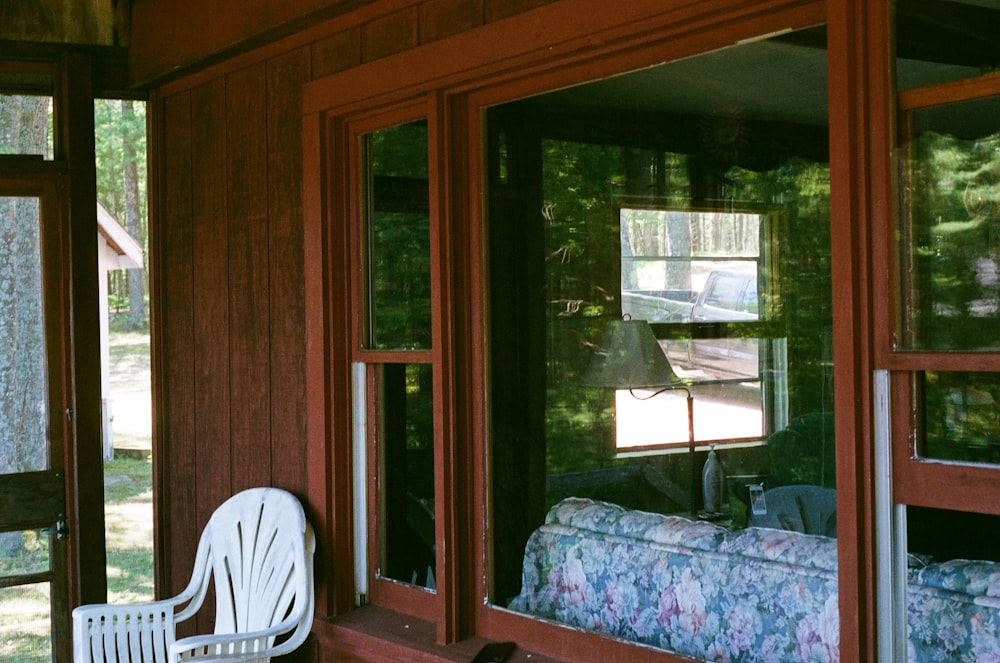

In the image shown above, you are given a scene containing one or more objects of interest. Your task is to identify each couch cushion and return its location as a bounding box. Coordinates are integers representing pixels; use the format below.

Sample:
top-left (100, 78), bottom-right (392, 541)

top-left (719, 525), bottom-right (838, 572)
top-left (545, 497), bottom-right (727, 552)
top-left (911, 559), bottom-right (1000, 605)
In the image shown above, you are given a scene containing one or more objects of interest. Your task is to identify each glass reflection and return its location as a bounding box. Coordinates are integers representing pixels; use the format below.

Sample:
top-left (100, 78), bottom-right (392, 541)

top-left (487, 27), bottom-right (836, 660)
top-left (364, 121), bottom-right (431, 350)
top-left (921, 371), bottom-right (1000, 464)
top-left (905, 505), bottom-right (1000, 660)
top-left (899, 96), bottom-right (1000, 351)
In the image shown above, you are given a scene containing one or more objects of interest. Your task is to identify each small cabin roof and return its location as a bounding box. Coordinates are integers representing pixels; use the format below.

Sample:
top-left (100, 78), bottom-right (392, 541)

top-left (97, 203), bottom-right (143, 270)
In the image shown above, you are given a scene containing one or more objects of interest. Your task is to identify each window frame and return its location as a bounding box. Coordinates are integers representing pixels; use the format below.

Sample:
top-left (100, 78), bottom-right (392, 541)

top-left (343, 101), bottom-right (459, 625)
top-left (882, 73), bottom-right (1000, 515)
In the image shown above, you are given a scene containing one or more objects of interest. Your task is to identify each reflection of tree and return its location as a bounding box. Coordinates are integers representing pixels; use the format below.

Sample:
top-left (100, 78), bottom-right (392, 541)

top-left (0, 95), bottom-right (50, 478)
top-left (367, 122), bottom-right (431, 350)
top-left (908, 130), bottom-right (1000, 350)
top-left (541, 143), bottom-right (833, 465)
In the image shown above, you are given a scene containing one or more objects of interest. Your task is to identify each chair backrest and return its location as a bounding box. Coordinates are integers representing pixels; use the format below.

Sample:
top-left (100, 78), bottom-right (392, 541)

top-left (196, 488), bottom-right (315, 651)
top-left (746, 484), bottom-right (837, 537)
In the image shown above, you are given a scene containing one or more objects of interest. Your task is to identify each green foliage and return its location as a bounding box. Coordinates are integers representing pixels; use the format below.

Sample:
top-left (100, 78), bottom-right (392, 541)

top-left (367, 122), bottom-right (432, 349)
top-left (95, 99), bottom-right (148, 328)
top-left (535, 139), bottom-right (835, 485)
top-left (94, 99), bottom-right (147, 233)
top-left (109, 310), bottom-right (150, 334)
top-left (369, 121), bottom-right (428, 177)
top-left (905, 129), bottom-right (1000, 351)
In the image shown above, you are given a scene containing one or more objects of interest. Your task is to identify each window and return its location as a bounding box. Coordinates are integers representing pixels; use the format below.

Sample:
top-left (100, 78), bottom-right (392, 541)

top-left (488, 28), bottom-right (836, 659)
top-left (888, 2), bottom-right (1000, 660)
top-left (302, 2), bottom-right (921, 660)
top-left (0, 93), bottom-right (54, 159)
top-left (355, 118), bottom-right (439, 612)
top-left (618, 205), bottom-right (783, 449)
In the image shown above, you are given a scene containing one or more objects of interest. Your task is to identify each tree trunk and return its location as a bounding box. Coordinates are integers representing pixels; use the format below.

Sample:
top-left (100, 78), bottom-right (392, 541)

top-left (0, 95), bottom-right (50, 478)
top-left (121, 100), bottom-right (146, 329)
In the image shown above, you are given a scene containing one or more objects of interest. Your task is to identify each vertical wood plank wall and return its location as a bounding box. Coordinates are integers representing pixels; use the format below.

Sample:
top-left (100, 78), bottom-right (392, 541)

top-left (148, 0), bottom-right (559, 634)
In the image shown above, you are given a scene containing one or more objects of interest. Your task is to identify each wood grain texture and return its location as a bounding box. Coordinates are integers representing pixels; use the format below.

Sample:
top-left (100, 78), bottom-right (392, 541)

top-left (158, 90), bottom-right (197, 605)
top-left (189, 77), bottom-right (233, 522)
top-left (130, 0), bottom-right (379, 85)
top-left (362, 6), bottom-right (419, 62)
top-left (266, 47), bottom-right (311, 495)
top-left (311, 28), bottom-right (363, 80)
top-left (226, 63), bottom-right (272, 492)
top-left (419, 0), bottom-right (483, 43)
top-left (0, 470), bottom-right (65, 530)
top-left (0, 0), bottom-right (121, 45)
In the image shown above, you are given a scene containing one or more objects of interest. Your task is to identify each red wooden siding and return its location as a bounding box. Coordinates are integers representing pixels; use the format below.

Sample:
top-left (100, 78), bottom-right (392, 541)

top-left (148, 0), bottom-right (564, 624)
top-left (226, 63), bottom-right (272, 492)
top-left (266, 48), bottom-right (312, 492)
top-left (156, 90), bottom-right (198, 604)
top-left (189, 78), bottom-right (233, 537)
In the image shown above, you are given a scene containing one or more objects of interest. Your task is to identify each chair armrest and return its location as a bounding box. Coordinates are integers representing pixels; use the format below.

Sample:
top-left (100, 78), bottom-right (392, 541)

top-left (168, 622), bottom-right (299, 662)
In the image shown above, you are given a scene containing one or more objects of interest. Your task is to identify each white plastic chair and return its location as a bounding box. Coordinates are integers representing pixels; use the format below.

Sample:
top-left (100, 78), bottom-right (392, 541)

top-left (73, 487), bottom-right (315, 662)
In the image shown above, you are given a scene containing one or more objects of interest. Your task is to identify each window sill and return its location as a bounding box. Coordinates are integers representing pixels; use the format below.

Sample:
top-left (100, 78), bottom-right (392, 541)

top-left (313, 605), bottom-right (564, 662)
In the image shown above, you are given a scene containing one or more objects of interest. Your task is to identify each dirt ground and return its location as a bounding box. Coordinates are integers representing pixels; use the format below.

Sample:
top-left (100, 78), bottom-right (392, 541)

top-left (107, 331), bottom-right (152, 452)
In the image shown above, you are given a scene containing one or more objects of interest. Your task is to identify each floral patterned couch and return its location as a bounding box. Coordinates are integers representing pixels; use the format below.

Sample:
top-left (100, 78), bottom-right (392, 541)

top-left (508, 497), bottom-right (1000, 662)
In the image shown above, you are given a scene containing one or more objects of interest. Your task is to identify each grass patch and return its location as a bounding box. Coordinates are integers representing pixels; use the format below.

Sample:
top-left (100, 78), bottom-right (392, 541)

top-left (104, 456), bottom-right (153, 502)
top-left (104, 456), bottom-right (154, 603)
top-left (2, 455), bottom-right (153, 661)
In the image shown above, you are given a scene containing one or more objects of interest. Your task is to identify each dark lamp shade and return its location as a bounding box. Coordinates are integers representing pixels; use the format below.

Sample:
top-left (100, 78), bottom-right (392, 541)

top-left (580, 318), bottom-right (681, 389)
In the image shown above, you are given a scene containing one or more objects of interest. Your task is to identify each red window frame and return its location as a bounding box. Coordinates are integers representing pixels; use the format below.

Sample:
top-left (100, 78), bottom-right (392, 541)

top-left (880, 72), bottom-right (1000, 515)
top-left (302, 1), bottom-right (895, 661)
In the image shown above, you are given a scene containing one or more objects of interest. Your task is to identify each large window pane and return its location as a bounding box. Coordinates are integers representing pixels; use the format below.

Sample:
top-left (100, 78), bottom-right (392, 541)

top-left (0, 194), bottom-right (59, 662)
top-left (893, 3), bottom-right (1000, 659)
top-left (488, 28), bottom-right (836, 660)
top-left (905, 505), bottom-right (1000, 661)
top-left (895, 0), bottom-right (1000, 92)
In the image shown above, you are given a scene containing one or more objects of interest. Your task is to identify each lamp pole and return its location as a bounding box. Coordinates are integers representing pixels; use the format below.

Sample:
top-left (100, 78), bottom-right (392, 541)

top-left (685, 389), bottom-right (697, 516)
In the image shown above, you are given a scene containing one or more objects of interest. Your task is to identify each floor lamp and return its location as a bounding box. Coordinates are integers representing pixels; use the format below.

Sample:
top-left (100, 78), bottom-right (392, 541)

top-left (581, 316), bottom-right (699, 516)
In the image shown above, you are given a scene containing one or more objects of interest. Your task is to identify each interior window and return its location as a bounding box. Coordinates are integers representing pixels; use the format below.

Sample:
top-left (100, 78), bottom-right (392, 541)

top-left (619, 205), bottom-right (777, 449)
top-left (487, 27), bottom-right (836, 660)
top-left (898, 94), bottom-right (1000, 353)
top-left (895, 0), bottom-right (1000, 466)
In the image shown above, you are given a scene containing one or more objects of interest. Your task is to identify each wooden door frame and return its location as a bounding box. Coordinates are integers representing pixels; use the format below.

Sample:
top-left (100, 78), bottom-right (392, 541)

top-left (0, 173), bottom-right (72, 662)
top-left (55, 52), bottom-right (110, 614)
top-left (0, 50), bottom-right (130, 659)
